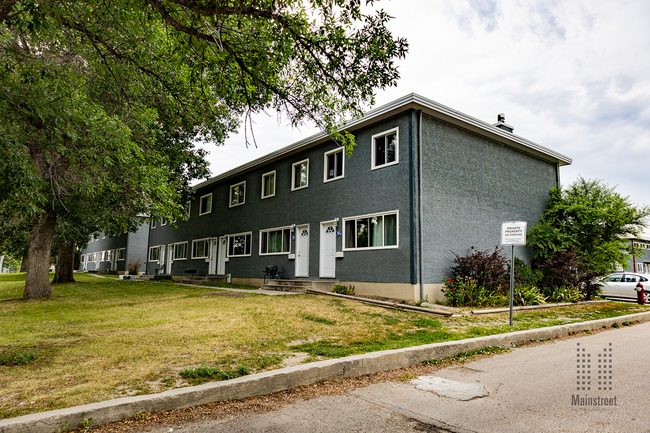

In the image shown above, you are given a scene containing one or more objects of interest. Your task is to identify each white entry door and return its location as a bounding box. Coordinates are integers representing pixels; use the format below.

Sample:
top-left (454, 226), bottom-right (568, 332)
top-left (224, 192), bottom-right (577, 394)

top-left (319, 222), bottom-right (336, 278)
top-left (217, 236), bottom-right (227, 276)
top-left (208, 238), bottom-right (219, 275)
top-left (296, 224), bottom-right (310, 277)
top-left (166, 244), bottom-right (174, 274)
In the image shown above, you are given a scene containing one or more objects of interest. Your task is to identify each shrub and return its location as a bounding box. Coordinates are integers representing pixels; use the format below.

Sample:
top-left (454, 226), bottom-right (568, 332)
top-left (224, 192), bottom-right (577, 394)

top-left (442, 277), bottom-right (507, 307)
top-left (534, 250), bottom-right (600, 300)
top-left (332, 284), bottom-right (355, 295)
top-left (451, 246), bottom-right (508, 293)
top-left (127, 258), bottom-right (142, 275)
top-left (513, 258), bottom-right (542, 287)
top-left (543, 286), bottom-right (582, 303)
top-left (512, 285), bottom-right (546, 306)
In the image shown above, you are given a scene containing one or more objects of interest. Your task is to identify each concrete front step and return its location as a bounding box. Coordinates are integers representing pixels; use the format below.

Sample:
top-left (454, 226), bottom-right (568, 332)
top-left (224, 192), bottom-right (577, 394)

top-left (261, 283), bottom-right (308, 293)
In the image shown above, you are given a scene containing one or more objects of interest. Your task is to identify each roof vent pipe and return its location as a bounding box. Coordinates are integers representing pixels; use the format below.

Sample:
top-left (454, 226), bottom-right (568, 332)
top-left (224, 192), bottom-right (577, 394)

top-left (493, 113), bottom-right (514, 133)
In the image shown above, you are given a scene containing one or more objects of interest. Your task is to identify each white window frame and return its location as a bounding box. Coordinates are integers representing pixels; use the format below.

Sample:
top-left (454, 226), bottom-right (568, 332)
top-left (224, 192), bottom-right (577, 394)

top-left (199, 193), bottom-right (213, 216)
top-left (173, 241), bottom-right (188, 260)
top-left (323, 147), bottom-right (345, 183)
top-left (149, 246), bottom-right (160, 262)
top-left (185, 201), bottom-right (191, 218)
top-left (161, 219), bottom-right (167, 226)
top-left (116, 248), bottom-right (126, 261)
top-left (227, 231), bottom-right (253, 257)
top-left (151, 218), bottom-right (157, 229)
top-left (371, 127), bottom-right (399, 170)
top-left (102, 233), bottom-right (106, 239)
top-left (261, 170), bottom-right (276, 199)
top-left (191, 238), bottom-right (210, 259)
top-left (259, 226), bottom-right (292, 256)
top-left (343, 210), bottom-right (399, 251)
top-left (101, 250), bottom-right (108, 261)
top-left (291, 158), bottom-right (309, 191)
top-left (229, 181), bottom-right (246, 208)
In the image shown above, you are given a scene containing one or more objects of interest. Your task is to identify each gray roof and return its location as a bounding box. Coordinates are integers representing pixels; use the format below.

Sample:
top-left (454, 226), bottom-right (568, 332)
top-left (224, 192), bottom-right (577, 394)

top-left (194, 93), bottom-right (572, 190)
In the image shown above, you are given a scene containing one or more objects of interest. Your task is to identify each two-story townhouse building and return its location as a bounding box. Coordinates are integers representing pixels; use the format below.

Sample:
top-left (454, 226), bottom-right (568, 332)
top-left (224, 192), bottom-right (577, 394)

top-left (81, 93), bottom-right (571, 301)
top-left (79, 224), bottom-right (149, 273)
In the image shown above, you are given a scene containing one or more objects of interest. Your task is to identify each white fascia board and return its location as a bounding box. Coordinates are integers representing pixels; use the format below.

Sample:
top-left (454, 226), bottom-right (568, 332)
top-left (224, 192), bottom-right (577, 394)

top-left (193, 93), bottom-right (571, 191)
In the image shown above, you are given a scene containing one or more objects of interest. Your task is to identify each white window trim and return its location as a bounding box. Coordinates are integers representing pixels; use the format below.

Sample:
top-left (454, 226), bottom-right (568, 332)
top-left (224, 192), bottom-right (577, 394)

top-left (151, 219), bottom-right (157, 228)
top-left (261, 170), bottom-right (276, 199)
top-left (371, 127), bottom-right (399, 170)
top-left (116, 248), bottom-right (126, 261)
top-left (191, 238), bottom-right (210, 259)
top-left (161, 219), bottom-right (167, 226)
top-left (149, 246), bottom-right (160, 262)
top-left (342, 210), bottom-right (399, 251)
top-left (227, 231), bottom-right (253, 257)
top-left (199, 193), bottom-right (213, 216)
top-left (291, 158), bottom-right (309, 191)
top-left (173, 241), bottom-right (188, 260)
top-left (229, 181), bottom-right (246, 208)
top-left (323, 147), bottom-right (345, 183)
top-left (259, 226), bottom-right (292, 256)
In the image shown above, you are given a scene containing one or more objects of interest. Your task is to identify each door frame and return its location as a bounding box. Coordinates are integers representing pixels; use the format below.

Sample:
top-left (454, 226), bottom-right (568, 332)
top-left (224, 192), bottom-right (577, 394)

top-left (166, 244), bottom-right (174, 274)
top-left (295, 224), bottom-right (310, 277)
top-left (217, 236), bottom-right (227, 276)
top-left (208, 237), bottom-right (219, 275)
top-left (319, 221), bottom-right (337, 278)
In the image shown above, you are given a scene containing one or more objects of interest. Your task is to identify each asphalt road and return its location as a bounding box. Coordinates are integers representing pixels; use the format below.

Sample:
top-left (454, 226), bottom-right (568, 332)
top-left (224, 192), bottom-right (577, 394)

top-left (155, 323), bottom-right (650, 433)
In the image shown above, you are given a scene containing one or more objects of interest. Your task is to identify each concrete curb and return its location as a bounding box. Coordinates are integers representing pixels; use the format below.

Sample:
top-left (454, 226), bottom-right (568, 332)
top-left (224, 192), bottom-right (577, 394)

top-left (3, 311), bottom-right (650, 433)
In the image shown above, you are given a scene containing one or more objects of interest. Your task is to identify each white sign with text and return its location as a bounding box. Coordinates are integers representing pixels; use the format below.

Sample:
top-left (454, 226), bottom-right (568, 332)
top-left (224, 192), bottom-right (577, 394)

top-left (501, 221), bottom-right (527, 246)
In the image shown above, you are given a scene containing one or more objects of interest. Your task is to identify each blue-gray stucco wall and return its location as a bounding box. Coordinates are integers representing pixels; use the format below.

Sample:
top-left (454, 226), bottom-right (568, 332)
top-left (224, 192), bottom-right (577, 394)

top-left (126, 223), bottom-right (149, 272)
top-left (419, 114), bottom-right (558, 284)
top-left (146, 112), bottom-right (415, 282)
top-left (79, 224), bottom-right (149, 272)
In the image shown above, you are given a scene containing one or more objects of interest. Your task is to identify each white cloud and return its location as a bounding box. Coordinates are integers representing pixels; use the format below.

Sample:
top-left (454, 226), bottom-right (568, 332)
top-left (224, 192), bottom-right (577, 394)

top-left (201, 0), bottom-right (650, 208)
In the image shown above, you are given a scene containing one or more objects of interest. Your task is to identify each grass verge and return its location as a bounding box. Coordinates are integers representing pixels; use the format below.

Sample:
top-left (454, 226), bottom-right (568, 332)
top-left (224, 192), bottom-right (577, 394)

top-left (0, 272), bottom-right (646, 419)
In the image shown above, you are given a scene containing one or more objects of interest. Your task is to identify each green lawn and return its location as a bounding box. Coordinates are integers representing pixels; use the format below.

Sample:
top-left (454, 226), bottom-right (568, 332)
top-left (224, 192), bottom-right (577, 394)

top-left (0, 272), bottom-right (646, 419)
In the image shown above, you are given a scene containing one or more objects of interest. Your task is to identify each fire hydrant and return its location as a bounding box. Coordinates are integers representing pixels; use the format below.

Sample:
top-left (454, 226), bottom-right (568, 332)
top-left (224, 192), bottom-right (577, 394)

top-left (636, 283), bottom-right (645, 305)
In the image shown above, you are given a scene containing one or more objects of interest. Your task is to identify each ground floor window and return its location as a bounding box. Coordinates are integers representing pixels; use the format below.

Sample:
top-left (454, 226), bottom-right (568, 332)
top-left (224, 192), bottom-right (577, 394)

top-left (116, 248), bottom-right (126, 261)
top-left (260, 227), bottom-right (291, 255)
top-left (174, 242), bottom-right (188, 260)
top-left (344, 211), bottom-right (398, 250)
top-left (192, 238), bottom-right (209, 259)
top-left (149, 246), bottom-right (160, 262)
top-left (228, 232), bottom-right (252, 257)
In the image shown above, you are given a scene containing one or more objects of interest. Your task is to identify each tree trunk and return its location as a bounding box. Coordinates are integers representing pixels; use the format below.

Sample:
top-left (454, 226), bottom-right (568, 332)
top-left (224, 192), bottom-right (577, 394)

top-left (52, 239), bottom-right (75, 284)
top-left (23, 209), bottom-right (56, 299)
top-left (20, 252), bottom-right (29, 273)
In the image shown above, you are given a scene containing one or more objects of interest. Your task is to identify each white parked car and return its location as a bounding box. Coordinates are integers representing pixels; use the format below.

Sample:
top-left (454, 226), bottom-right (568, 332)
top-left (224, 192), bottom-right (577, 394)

top-left (600, 272), bottom-right (650, 302)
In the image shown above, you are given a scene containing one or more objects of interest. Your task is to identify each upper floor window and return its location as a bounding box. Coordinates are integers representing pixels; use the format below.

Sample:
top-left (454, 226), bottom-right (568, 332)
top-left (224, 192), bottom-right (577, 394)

top-left (185, 201), bottom-right (191, 218)
top-left (199, 193), bottom-right (212, 215)
top-left (324, 148), bottom-right (344, 182)
top-left (229, 181), bottom-right (246, 207)
top-left (161, 219), bottom-right (167, 226)
top-left (291, 159), bottom-right (309, 191)
top-left (344, 211), bottom-right (398, 250)
top-left (262, 171), bottom-right (276, 199)
top-left (371, 128), bottom-right (398, 170)
top-left (151, 219), bottom-right (157, 229)
top-left (228, 232), bottom-right (252, 257)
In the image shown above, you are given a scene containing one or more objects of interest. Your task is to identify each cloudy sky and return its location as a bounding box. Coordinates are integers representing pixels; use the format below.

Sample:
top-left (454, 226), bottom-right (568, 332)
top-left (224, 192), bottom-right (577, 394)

top-left (200, 0), bottom-right (650, 208)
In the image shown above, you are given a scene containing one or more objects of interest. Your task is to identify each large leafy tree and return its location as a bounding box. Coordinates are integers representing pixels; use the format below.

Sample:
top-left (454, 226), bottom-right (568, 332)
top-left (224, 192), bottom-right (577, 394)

top-left (528, 177), bottom-right (650, 276)
top-left (0, 1), bottom-right (408, 299)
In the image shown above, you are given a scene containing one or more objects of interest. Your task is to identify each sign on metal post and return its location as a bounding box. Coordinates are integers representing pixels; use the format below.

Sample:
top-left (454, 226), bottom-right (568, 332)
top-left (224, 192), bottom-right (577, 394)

top-left (501, 221), bottom-right (527, 326)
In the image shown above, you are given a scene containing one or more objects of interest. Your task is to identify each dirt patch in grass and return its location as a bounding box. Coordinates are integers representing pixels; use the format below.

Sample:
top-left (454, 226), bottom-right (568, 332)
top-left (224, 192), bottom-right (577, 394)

top-left (205, 292), bottom-right (246, 298)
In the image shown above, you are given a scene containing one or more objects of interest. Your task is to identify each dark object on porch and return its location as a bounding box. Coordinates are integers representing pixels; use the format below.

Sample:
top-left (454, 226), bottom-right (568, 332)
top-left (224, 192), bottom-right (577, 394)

top-left (263, 265), bottom-right (283, 284)
top-left (154, 267), bottom-right (163, 275)
top-left (185, 269), bottom-right (198, 276)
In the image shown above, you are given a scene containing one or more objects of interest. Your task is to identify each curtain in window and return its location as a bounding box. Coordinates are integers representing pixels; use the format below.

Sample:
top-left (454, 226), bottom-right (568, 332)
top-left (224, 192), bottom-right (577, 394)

top-left (370, 216), bottom-right (383, 247)
top-left (345, 220), bottom-right (356, 248)
top-left (384, 214), bottom-right (397, 246)
top-left (268, 230), bottom-right (283, 253)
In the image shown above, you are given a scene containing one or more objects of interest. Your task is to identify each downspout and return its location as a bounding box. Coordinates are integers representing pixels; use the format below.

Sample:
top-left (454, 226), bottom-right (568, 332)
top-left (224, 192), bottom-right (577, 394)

top-left (145, 218), bottom-right (152, 275)
top-left (418, 110), bottom-right (424, 302)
